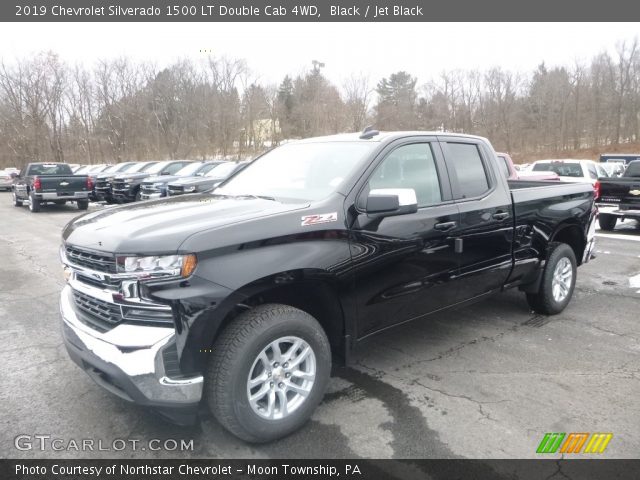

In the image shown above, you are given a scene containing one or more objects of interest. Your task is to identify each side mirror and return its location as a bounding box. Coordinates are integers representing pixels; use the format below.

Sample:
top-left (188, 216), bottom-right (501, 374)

top-left (366, 188), bottom-right (418, 216)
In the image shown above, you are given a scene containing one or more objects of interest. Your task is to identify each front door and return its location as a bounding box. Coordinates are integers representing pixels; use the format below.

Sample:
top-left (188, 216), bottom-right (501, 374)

top-left (349, 140), bottom-right (461, 338)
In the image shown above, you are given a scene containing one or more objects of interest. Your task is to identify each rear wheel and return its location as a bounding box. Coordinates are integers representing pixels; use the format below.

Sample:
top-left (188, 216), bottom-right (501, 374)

top-left (12, 191), bottom-right (23, 207)
top-left (206, 304), bottom-right (331, 443)
top-left (598, 214), bottom-right (617, 231)
top-left (28, 192), bottom-right (41, 212)
top-left (77, 199), bottom-right (89, 210)
top-left (526, 243), bottom-right (577, 315)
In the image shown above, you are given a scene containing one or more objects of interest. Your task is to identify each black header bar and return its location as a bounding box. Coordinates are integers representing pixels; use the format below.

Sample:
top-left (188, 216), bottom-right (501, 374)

top-left (3, 0), bottom-right (640, 22)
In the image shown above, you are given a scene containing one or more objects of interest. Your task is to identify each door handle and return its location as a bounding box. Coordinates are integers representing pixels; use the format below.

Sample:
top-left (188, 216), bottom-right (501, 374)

top-left (492, 212), bottom-right (510, 221)
top-left (434, 221), bottom-right (457, 231)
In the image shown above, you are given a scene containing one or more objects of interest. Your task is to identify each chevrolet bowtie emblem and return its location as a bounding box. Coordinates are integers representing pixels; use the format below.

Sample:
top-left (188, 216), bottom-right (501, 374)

top-left (60, 181), bottom-right (69, 186)
top-left (630, 190), bottom-right (640, 196)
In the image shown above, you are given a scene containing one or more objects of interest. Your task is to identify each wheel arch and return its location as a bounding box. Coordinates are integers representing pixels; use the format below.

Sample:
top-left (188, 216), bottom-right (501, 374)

top-left (550, 221), bottom-right (586, 266)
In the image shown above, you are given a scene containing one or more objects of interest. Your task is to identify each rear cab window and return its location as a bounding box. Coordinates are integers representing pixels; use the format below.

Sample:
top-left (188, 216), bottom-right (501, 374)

top-left (27, 164), bottom-right (73, 176)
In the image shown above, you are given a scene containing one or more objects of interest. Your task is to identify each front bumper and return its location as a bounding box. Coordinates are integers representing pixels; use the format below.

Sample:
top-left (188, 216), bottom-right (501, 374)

top-left (140, 192), bottom-right (162, 200)
top-left (112, 188), bottom-right (136, 201)
top-left (60, 285), bottom-right (203, 416)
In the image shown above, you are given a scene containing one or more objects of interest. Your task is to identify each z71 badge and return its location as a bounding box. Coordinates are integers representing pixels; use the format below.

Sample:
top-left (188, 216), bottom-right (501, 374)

top-left (301, 212), bottom-right (338, 226)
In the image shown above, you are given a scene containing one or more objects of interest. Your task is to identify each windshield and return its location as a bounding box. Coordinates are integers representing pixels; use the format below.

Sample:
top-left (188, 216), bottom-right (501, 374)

top-left (205, 162), bottom-right (240, 178)
top-left (130, 162), bottom-right (158, 173)
top-left (216, 142), bottom-right (377, 201)
top-left (112, 162), bottom-right (137, 173)
top-left (532, 162), bottom-right (584, 177)
top-left (197, 163), bottom-right (220, 175)
top-left (175, 162), bottom-right (204, 176)
top-left (142, 162), bottom-right (167, 174)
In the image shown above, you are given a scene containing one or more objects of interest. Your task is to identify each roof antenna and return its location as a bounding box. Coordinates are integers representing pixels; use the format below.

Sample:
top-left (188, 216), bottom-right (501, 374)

top-left (359, 126), bottom-right (379, 139)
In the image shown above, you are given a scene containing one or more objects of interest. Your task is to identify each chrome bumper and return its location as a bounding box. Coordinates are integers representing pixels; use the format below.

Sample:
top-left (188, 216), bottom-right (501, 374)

top-left (40, 192), bottom-right (89, 200)
top-left (60, 285), bottom-right (203, 406)
top-left (597, 205), bottom-right (640, 217)
top-left (140, 192), bottom-right (162, 200)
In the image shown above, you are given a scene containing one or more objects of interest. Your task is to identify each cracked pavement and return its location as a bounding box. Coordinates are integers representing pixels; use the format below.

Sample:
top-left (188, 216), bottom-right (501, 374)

top-left (0, 198), bottom-right (638, 459)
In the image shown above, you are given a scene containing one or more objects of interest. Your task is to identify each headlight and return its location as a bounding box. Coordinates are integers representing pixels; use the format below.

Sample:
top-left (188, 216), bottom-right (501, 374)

top-left (116, 254), bottom-right (197, 278)
top-left (184, 186), bottom-right (196, 192)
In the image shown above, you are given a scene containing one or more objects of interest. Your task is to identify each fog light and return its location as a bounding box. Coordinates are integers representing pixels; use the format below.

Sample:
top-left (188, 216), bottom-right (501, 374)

top-left (63, 267), bottom-right (72, 282)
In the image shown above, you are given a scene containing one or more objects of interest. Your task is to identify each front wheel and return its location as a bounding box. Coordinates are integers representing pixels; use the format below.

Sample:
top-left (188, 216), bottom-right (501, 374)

top-left (526, 243), bottom-right (577, 315)
top-left (205, 304), bottom-right (331, 443)
top-left (598, 214), bottom-right (617, 231)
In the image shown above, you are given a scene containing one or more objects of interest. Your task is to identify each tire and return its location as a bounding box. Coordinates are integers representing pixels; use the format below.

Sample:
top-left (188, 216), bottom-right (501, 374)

top-left (12, 191), bottom-right (23, 207)
top-left (77, 199), bottom-right (89, 210)
top-left (526, 242), bottom-right (577, 315)
top-left (28, 192), bottom-right (41, 212)
top-left (134, 190), bottom-right (142, 202)
top-left (598, 213), bottom-right (617, 231)
top-left (206, 303), bottom-right (331, 443)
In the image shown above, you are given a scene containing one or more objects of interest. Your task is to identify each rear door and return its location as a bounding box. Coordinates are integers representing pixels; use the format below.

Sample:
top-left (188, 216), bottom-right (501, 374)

top-left (350, 137), bottom-right (461, 337)
top-left (438, 136), bottom-right (514, 300)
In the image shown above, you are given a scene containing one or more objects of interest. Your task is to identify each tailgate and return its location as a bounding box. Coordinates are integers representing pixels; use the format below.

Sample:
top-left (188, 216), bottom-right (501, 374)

top-left (599, 179), bottom-right (640, 207)
top-left (39, 175), bottom-right (88, 194)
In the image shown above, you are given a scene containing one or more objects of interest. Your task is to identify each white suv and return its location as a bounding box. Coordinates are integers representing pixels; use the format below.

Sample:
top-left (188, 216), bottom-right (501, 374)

top-left (530, 159), bottom-right (608, 185)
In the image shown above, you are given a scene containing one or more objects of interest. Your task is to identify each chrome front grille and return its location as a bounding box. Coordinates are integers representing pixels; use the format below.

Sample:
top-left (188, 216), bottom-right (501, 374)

top-left (167, 185), bottom-right (183, 196)
top-left (65, 246), bottom-right (117, 274)
top-left (142, 184), bottom-right (159, 193)
top-left (72, 289), bottom-right (122, 331)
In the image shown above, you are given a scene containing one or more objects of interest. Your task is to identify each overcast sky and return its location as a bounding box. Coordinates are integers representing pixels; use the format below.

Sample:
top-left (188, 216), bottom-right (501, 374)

top-left (1, 22), bottom-right (639, 87)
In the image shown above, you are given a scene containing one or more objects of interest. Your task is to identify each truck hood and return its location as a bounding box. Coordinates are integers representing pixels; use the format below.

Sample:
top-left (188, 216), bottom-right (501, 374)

top-left (62, 194), bottom-right (309, 254)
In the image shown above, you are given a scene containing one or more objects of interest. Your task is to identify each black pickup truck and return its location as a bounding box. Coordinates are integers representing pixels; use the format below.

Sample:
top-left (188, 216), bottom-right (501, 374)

top-left (59, 131), bottom-right (597, 442)
top-left (12, 162), bottom-right (91, 213)
top-left (597, 160), bottom-right (640, 230)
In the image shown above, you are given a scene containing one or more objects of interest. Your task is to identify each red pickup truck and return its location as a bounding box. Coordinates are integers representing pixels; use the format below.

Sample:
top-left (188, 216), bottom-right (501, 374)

top-left (496, 152), bottom-right (560, 181)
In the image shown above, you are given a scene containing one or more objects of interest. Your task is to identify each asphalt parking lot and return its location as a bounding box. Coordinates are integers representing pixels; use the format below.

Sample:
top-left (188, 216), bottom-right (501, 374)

top-left (0, 197), bottom-right (638, 459)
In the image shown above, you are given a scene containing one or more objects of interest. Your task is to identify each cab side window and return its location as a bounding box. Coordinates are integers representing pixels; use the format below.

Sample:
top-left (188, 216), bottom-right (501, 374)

top-left (445, 143), bottom-right (490, 199)
top-left (368, 143), bottom-right (442, 207)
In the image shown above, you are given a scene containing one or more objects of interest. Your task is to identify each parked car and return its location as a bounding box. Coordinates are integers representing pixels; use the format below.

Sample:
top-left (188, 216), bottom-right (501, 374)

top-left (95, 162), bottom-right (158, 203)
top-left (59, 131), bottom-right (596, 442)
top-left (596, 159), bottom-right (640, 231)
top-left (0, 169), bottom-right (15, 191)
top-left (530, 159), bottom-right (608, 200)
top-left (140, 161), bottom-right (223, 200)
top-left (111, 160), bottom-right (193, 203)
top-left (496, 153), bottom-right (559, 181)
top-left (166, 161), bottom-right (248, 196)
top-left (12, 162), bottom-right (91, 212)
